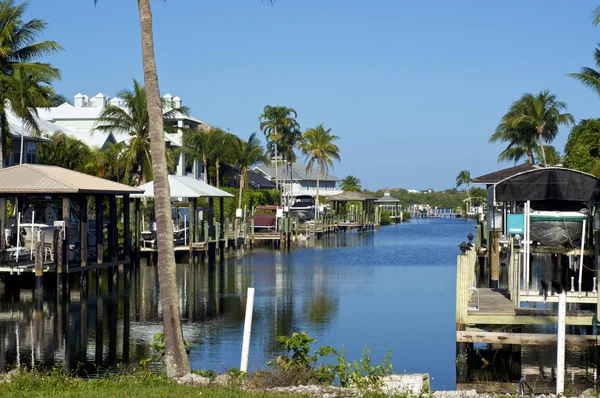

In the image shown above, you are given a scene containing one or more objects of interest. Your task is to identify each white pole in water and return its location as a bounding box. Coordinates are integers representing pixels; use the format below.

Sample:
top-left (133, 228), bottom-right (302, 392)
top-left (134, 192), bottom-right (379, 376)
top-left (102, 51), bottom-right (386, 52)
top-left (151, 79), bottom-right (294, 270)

top-left (30, 210), bottom-right (35, 260)
top-left (16, 211), bottom-right (21, 263)
top-left (556, 292), bottom-right (566, 395)
top-left (184, 215), bottom-right (187, 246)
top-left (578, 219), bottom-right (587, 294)
top-left (240, 287), bottom-right (255, 373)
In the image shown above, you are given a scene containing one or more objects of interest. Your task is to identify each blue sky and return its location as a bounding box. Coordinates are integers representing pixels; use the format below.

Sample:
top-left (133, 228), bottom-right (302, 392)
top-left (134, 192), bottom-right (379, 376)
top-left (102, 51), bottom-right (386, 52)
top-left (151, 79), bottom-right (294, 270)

top-left (25, 0), bottom-right (600, 190)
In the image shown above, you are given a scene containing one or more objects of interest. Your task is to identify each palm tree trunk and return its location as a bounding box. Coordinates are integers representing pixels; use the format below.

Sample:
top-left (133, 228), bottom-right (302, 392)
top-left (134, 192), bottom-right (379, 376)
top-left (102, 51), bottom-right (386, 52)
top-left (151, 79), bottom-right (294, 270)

top-left (274, 144), bottom-right (279, 190)
top-left (215, 159), bottom-right (220, 188)
top-left (137, 0), bottom-right (190, 379)
top-left (0, 112), bottom-right (6, 169)
top-left (19, 129), bottom-right (24, 164)
top-left (203, 157), bottom-right (208, 183)
top-left (315, 175), bottom-right (320, 218)
top-left (537, 126), bottom-right (547, 166)
top-left (527, 149), bottom-right (534, 165)
top-left (238, 168), bottom-right (245, 209)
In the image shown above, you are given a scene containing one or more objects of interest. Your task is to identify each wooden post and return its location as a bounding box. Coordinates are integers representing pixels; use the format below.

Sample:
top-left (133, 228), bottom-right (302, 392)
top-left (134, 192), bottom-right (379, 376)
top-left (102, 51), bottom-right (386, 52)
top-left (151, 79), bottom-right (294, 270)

top-left (456, 253), bottom-right (470, 328)
top-left (490, 230), bottom-right (500, 289)
top-left (123, 195), bottom-right (131, 272)
top-left (192, 198), bottom-right (198, 244)
top-left (134, 198), bottom-right (141, 259)
top-left (35, 230), bottom-right (43, 293)
top-left (0, 197), bottom-right (5, 251)
top-left (62, 197), bottom-right (70, 275)
top-left (508, 235), bottom-right (514, 299)
top-left (96, 195), bottom-right (104, 294)
top-left (108, 196), bottom-right (118, 290)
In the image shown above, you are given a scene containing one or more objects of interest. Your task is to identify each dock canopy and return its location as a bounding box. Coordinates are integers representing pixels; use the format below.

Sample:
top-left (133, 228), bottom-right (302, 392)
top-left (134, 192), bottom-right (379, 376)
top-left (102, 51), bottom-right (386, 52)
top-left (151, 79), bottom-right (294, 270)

top-left (326, 191), bottom-right (377, 202)
top-left (474, 163), bottom-right (541, 186)
top-left (494, 167), bottom-right (600, 202)
top-left (132, 175), bottom-right (234, 199)
top-left (0, 164), bottom-right (141, 195)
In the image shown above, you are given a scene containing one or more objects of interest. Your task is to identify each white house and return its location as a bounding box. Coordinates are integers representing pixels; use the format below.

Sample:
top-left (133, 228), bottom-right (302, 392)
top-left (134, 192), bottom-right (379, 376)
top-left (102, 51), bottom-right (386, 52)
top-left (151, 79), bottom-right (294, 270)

top-left (34, 92), bottom-right (211, 177)
top-left (252, 162), bottom-right (343, 198)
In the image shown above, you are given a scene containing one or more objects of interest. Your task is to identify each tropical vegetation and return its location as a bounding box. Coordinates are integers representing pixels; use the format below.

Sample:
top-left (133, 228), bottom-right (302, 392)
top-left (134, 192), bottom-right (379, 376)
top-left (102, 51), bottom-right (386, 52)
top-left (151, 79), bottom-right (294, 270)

top-left (341, 175), bottom-right (361, 192)
top-left (455, 170), bottom-right (473, 200)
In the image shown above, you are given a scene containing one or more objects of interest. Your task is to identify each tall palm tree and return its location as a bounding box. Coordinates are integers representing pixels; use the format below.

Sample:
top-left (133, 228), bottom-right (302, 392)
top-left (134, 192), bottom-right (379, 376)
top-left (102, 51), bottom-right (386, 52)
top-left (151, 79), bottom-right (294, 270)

top-left (455, 170), bottom-right (473, 199)
top-left (259, 105), bottom-right (300, 190)
top-left (94, 79), bottom-right (189, 185)
top-left (2, 66), bottom-right (55, 164)
top-left (0, 0), bottom-right (62, 167)
top-left (94, 0), bottom-right (274, 380)
top-left (207, 128), bottom-right (235, 188)
top-left (231, 132), bottom-right (264, 208)
top-left (500, 90), bottom-right (573, 167)
top-left (180, 128), bottom-right (210, 182)
top-left (341, 175), bottom-right (361, 192)
top-left (298, 124), bottom-right (341, 213)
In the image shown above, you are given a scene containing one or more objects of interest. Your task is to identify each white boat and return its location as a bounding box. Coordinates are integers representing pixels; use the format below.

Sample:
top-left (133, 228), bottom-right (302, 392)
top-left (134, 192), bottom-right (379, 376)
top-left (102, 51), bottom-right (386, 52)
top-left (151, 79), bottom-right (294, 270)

top-left (529, 210), bottom-right (588, 246)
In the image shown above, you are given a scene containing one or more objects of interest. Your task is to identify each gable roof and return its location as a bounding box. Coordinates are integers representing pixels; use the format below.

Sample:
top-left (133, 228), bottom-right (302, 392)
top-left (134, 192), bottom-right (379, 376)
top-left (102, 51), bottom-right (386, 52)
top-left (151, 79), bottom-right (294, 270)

top-left (327, 191), bottom-right (377, 202)
top-left (133, 175), bottom-right (234, 199)
top-left (0, 164), bottom-right (142, 195)
top-left (473, 163), bottom-right (541, 185)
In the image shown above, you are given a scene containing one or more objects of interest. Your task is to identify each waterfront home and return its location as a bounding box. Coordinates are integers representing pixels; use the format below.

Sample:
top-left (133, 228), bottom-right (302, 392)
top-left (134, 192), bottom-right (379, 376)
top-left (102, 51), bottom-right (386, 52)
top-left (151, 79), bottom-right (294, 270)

top-left (4, 110), bottom-right (53, 167)
top-left (252, 162), bottom-right (343, 198)
top-left (34, 92), bottom-right (211, 177)
top-left (220, 165), bottom-right (276, 190)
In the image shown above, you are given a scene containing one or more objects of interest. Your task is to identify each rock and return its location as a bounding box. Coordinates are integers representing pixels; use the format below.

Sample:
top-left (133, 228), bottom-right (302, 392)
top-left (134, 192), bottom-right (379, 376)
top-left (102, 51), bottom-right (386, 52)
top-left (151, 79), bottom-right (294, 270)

top-left (214, 374), bottom-right (233, 386)
top-left (380, 373), bottom-right (430, 395)
top-left (177, 373), bottom-right (211, 387)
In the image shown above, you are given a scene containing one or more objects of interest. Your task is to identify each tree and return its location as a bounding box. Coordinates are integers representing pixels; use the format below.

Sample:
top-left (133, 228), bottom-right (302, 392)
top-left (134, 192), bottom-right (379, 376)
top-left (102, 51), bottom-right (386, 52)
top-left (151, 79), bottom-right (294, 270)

top-left (2, 66), bottom-right (56, 164)
top-left (499, 90), bottom-right (573, 166)
top-left (489, 117), bottom-right (537, 164)
top-left (563, 119), bottom-right (600, 176)
top-left (207, 128), bottom-right (235, 188)
top-left (298, 124), bottom-right (341, 213)
top-left (94, 79), bottom-right (189, 185)
top-left (259, 105), bottom-right (300, 190)
top-left (94, 0), bottom-right (190, 378)
top-left (341, 175), bottom-right (361, 192)
top-left (534, 145), bottom-right (561, 166)
top-left (180, 128), bottom-right (210, 182)
top-left (38, 131), bottom-right (92, 172)
top-left (0, 0), bottom-right (61, 167)
top-left (231, 132), bottom-right (264, 209)
top-left (455, 170), bottom-right (473, 199)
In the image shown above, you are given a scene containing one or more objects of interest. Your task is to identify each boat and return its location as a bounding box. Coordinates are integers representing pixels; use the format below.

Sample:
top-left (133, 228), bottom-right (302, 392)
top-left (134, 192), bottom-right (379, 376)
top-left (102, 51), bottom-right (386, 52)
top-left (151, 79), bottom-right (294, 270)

top-left (288, 195), bottom-right (316, 222)
top-left (529, 210), bottom-right (588, 246)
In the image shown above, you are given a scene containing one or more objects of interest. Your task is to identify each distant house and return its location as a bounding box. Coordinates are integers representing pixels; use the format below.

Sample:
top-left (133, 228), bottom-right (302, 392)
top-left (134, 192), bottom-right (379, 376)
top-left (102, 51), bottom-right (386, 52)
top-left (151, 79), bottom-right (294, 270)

top-left (35, 92), bottom-right (212, 177)
top-left (252, 162), bottom-right (343, 198)
top-left (4, 109), bottom-right (53, 167)
top-left (220, 165), bottom-right (277, 190)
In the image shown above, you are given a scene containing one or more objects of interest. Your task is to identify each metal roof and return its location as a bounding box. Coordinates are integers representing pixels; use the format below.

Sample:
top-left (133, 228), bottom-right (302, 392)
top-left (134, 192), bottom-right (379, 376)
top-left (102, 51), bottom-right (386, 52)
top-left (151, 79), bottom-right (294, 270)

top-left (133, 175), bottom-right (234, 199)
top-left (375, 194), bottom-right (400, 203)
top-left (326, 191), bottom-right (377, 202)
top-left (0, 164), bottom-right (142, 195)
top-left (253, 163), bottom-right (342, 182)
top-left (473, 163), bottom-right (541, 185)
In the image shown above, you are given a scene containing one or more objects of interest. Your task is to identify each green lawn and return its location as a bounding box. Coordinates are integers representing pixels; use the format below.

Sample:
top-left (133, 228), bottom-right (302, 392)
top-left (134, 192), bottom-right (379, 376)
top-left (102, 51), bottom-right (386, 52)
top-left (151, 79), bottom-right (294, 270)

top-left (0, 372), bottom-right (309, 398)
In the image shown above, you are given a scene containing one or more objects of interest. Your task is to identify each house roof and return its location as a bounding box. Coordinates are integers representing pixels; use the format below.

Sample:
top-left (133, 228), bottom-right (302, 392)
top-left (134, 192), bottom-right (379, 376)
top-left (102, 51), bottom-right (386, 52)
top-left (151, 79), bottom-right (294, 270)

top-left (253, 163), bottom-right (341, 182)
top-left (0, 164), bottom-right (142, 195)
top-left (473, 163), bottom-right (541, 185)
top-left (221, 165), bottom-right (276, 189)
top-left (375, 194), bottom-right (400, 203)
top-left (132, 175), bottom-right (234, 199)
top-left (326, 191), bottom-right (377, 202)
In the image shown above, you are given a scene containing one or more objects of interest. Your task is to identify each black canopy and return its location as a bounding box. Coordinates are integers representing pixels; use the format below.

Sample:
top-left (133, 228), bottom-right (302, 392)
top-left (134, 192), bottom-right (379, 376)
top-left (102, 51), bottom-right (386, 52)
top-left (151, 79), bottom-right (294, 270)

top-left (494, 167), bottom-right (600, 202)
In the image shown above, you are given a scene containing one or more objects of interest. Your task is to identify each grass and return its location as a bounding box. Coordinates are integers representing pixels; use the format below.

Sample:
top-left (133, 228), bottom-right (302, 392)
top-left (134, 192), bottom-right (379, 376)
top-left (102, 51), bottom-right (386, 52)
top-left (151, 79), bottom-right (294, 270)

top-left (0, 368), bottom-right (310, 398)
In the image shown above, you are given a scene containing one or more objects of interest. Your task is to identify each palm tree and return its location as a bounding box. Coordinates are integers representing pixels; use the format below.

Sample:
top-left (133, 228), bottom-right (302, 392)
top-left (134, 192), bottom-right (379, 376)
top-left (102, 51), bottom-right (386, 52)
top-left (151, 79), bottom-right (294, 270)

top-left (341, 175), bottom-right (361, 192)
top-left (2, 66), bottom-right (55, 164)
top-left (207, 128), bottom-right (235, 188)
top-left (231, 132), bottom-right (264, 209)
top-left (455, 170), bottom-right (473, 198)
top-left (259, 105), bottom-right (300, 189)
top-left (298, 124), bottom-right (341, 213)
top-left (94, 79), bottom-right (189, 185)
top-left (499, 90), bottom-right (573, 167)
top-left (38, 131), bottom-right (93, 172)
top-left (94, 0), bottom-right (274, 380)
top-left (180, 128), bottom-right (210, 182)
top-left (0, 0), bottom-right (62, 167)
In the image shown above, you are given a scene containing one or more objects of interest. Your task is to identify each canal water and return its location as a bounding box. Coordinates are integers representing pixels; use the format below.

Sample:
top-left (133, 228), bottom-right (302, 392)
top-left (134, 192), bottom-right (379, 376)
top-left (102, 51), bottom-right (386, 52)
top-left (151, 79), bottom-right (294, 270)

top-left (0, 218), bottom-right (594, 390)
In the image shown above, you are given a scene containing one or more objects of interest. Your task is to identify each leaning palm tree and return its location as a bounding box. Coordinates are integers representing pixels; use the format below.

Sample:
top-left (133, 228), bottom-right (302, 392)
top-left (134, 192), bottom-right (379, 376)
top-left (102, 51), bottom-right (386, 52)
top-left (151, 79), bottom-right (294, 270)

top-left (231, 132), bottom-right (264, 209)
top-left (341, 175), bottom-right (361, 192)
top-left (298, 124), bottom-right (341, 213)
top-left (455, 170), bottom-right (473, 199)
top-left (500, 90), bottom-right (573, 166)
top-left (0, 0), bottom-right (62, 167)
top-left (94, 79), bottom-right (189, 185)
top-left (2, 66), bottom-right (56, 164)
top-left (259, 105), bottom-right (300, 189)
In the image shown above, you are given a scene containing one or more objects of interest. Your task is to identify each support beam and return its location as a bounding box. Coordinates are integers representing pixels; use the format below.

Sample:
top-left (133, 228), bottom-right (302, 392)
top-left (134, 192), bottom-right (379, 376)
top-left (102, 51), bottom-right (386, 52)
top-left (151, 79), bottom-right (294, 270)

top-left (457, 330), bottom-right (600, 347)
top-left (62, 197), bottom-right (70, 274)
top-left (95, 195), bottom-right (104, 294)
top-left (79, 195), bottom-right (88, 267)
top-left (123, 194), bottom-right (131, 261)
top-left (135, 198), bottom-right (141, 259)
top-left (490, 230), bottom-right (500, 289)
